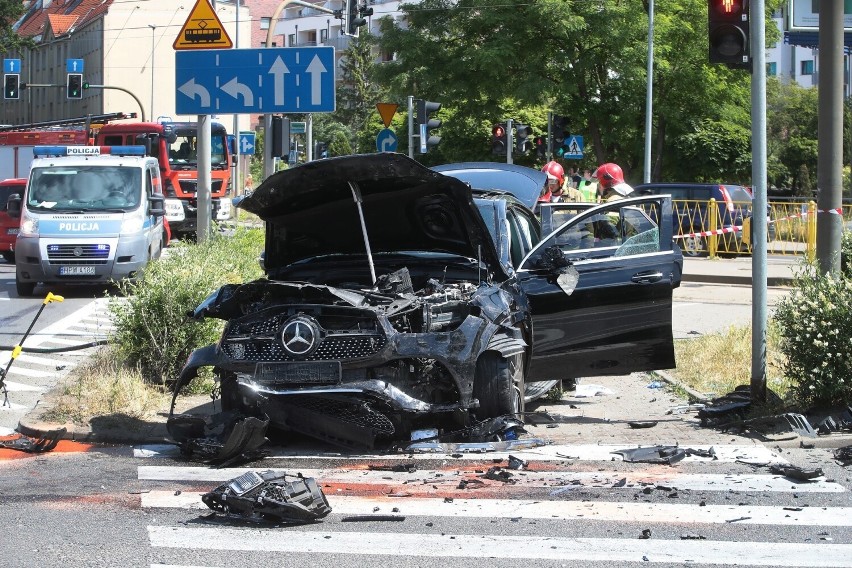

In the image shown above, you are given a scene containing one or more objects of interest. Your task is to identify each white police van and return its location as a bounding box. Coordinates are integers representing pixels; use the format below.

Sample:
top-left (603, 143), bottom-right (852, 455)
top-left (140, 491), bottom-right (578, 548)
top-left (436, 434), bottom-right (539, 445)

top-left (7, 145), bottom-right (166, 297)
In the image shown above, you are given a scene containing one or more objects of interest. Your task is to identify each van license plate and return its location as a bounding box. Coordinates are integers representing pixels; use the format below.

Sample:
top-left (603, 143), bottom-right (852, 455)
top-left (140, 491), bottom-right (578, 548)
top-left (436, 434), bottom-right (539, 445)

top-left (59, 266), bottom-right (96, 276)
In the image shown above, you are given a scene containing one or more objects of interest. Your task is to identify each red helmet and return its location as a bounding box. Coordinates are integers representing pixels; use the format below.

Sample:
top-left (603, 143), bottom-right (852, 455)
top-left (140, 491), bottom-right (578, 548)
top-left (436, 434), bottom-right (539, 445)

top-left (541, 161), bottom-right (565, 186)
top-left (594, 162), bottom-right (625, 190)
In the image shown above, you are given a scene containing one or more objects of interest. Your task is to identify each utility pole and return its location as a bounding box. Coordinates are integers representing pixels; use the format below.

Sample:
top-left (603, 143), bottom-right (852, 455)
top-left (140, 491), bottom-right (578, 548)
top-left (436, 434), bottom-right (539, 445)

top-left (817, 0), bottom-right (844, 275)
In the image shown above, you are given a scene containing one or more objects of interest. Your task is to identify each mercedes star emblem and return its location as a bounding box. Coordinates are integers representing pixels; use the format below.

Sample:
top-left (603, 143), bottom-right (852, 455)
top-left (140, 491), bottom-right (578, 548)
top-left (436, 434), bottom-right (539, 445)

top-left (281, 317), bottom-right (318, 356)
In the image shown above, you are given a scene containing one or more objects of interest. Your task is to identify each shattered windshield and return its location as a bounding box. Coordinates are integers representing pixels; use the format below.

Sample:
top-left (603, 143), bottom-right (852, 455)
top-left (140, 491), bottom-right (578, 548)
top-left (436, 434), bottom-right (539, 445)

top-left (27, 166), bottom-right (141, 211)
top-left (167, 131), bottom-right (227, 168)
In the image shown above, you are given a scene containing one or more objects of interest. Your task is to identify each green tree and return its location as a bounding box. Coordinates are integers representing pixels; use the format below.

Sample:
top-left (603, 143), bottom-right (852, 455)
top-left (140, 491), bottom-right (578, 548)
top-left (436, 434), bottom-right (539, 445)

top-left (0, 0), bottom-right (32, 54)
top-left (329, 129), bottom-right (353, 157)
top-left (336, 32), bottom-right (385, 153)
top-left (375, 0), bottom-right (771, 180)
top-left (766, 78), bottom-right (819, 192)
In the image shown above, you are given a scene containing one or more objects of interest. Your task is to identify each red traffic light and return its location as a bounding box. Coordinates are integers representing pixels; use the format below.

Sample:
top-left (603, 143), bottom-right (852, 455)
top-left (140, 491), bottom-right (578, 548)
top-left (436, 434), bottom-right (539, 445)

top-left (492, 125), bottom-right (505, 138)
top-left (712, 0), bottom-right (743, 16)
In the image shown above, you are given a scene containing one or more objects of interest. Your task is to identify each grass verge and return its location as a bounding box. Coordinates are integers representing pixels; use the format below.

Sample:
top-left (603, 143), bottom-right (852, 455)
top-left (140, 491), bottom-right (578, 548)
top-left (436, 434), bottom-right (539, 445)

top-left (671, 322), bottom-right (794, 402)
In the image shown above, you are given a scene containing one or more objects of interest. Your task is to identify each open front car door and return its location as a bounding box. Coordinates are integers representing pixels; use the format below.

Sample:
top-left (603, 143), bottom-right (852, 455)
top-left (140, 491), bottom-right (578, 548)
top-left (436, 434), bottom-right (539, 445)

top-left (518, 195), bottom-right (681, 382)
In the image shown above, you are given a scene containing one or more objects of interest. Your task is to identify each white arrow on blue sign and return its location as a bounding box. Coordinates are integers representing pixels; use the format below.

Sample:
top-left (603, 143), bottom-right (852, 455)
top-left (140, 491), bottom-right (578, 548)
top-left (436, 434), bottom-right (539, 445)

top-left (3, 59), bottom-right (20, 74)
top-left (67, 59), bottom-right (84, 73)
top-left (175, 47), bottom-right (336, 114)
top-left (376, 128), bottom-right (398, 153)
top-left (239, 132), bottom-right (256, 155)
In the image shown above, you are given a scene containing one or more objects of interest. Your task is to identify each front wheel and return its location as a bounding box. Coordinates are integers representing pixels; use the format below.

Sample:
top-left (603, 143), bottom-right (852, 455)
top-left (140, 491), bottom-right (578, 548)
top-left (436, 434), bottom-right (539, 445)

top-left (679, 234), bottom-right (705, 257)
top-left (473, 352), bottom-right (525, 419)
top-left (1, 251), bottom-right (13, 264)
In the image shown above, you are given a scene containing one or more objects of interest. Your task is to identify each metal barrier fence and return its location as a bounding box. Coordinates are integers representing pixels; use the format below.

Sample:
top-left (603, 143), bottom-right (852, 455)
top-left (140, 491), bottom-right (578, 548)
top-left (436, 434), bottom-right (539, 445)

top-left (666, 199), bottom-right (852, 259)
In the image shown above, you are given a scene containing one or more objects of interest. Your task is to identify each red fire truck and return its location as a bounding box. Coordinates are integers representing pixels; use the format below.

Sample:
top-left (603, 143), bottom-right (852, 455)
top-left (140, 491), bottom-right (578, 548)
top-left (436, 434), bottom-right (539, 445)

top-left (96, 120), bottom-right (232, 237)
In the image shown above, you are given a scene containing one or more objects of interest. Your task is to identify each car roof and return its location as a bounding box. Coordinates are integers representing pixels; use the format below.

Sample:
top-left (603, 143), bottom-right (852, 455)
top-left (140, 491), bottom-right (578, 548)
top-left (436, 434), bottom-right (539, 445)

top-left (432, 162), bottom-right (545, 210)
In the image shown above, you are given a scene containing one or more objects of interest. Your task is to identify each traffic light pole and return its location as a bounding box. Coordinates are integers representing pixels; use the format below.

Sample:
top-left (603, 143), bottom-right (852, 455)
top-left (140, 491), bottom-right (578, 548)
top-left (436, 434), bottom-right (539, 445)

top-left (506, 119), bottom-right (513, 165)
top-left (84, 85), bottom-right (146, 122)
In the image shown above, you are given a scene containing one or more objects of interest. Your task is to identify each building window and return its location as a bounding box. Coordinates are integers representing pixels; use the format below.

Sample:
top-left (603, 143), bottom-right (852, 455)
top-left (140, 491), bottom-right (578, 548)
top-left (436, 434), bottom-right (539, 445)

top-left (320, 29), bottom-right (328, 43)
top-left (801, 60), bottom-right (814, 75)
top-left (767, 62), bottom-right (777, 76)
top-left (260, 17), bottom-right (271, 30)
top-left (288, 34), bottom-right (296, 47)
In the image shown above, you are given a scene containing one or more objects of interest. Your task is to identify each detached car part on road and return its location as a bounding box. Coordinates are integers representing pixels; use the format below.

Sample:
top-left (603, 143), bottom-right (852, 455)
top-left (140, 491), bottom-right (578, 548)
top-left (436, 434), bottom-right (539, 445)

top-left (169, 154), bottom-right (681, 450)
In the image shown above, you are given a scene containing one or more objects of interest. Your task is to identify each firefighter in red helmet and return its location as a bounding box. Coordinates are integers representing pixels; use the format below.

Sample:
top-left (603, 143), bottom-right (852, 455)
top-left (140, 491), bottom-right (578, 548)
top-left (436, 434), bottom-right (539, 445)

top-left (593, 162), bottom-right (634, 202)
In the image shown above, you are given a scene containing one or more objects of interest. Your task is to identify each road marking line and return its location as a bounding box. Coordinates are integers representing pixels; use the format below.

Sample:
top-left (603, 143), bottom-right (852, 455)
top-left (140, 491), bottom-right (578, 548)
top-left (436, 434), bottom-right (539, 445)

top-left (137, 466), bottom-right (843, 493)
top-left (132, 443), bottom-right (784, 464)
top-left (0, 380), bottom-right (44, 392)
top-left (147, 527), bottom-right (852, 565)
top-left (140, 490), bottom-right (852, 526)
top-left (12, 353), bottom-right (68, 367)
top-left (2, 366), bottom-right (56, 379)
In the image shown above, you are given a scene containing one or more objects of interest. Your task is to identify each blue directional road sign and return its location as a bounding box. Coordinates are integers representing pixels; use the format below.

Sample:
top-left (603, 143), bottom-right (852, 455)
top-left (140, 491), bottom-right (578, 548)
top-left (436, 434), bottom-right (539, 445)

top-left (3, 59), bottom-right (20, 74)
top-left (239, 132), bottom-right (256, 155)
top-left (67, 59), bottom-right (84, 73)
top-left (175, 47), bottom-right (336, 115)
top-left (376, 128), bottom-right (398, 153)
top-left (564, 135), bottom-right (584, 159)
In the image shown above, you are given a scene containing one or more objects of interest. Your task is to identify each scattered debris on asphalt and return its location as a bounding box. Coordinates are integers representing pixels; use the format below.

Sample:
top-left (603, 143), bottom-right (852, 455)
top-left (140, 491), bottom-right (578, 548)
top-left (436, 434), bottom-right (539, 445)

top-left (167, 411), bottom-right (269, 466)
top-left (639, 528), bottom-right (652, 539)
top-left (667, 404), bottom-right (706, 415)
top-left (627, 421), bottom-right (658, 429)
top-left (815, 407), bottom-right (852, 435)
top-left (835, 445), bottom-right (852, 466)
top-left (482, 466), bottom-right (516, 483)
top-left (507, 455), bottom-right (527, 470)
top-left (403, 416), bottom-right (550, 453)
top-left (0, 427), bottom-right (66, 453)
top-left (612, 445), bottom-right (718, 465)
top-left (783, 414), bottom-right (817, 438)
top-left (680, 533), bottom-right (706, 540)
top-left (768, 463), bottom-right (824, 482)
top-left (574, 384), bottom-right (615, 398)
top-left (369, 463), bottom-right (418, 473)
top-left (202, 470), bottom-right (331, 524)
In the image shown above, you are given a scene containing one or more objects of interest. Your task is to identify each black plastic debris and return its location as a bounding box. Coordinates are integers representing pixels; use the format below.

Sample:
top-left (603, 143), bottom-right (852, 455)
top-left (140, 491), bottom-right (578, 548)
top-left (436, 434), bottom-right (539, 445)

top-left (628, 421), bottom-right (658, 429)
top-left (168, 411), bottom-right (269, 466)
top-left (769, 463), bottom-right (824, 482)
top-left (0, 428), bottom-right (66, 453)
top-left (816, 408), bottom-right (852, 435)
top-left (684, 447), bottom-right (717, 459)
top-left (681, 534), bottom-right (706, 540)
top-left (341, 515), bottom-right (405, 522)
top-left (507, 455), bottom-right (527, 470)
top-left (639, 528), bottom-right (652, 539)
top-left (834, 445), bottom-right (852, 466)
top-left (482, 466), bottom-right (516, 483)
top-left (202, 470), bottom-right (331, 524)
top-left (698, 386), bottom-right (753, 426)
top-left (612, 446), bottom-right (686, 465)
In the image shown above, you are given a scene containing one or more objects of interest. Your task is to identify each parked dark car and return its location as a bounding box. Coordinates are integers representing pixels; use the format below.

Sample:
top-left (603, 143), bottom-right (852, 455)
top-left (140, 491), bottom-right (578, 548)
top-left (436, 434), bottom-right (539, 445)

top-left (633, 182), bottom-right (770, 257)
top-left (170, 154), bottom-right (680, 450)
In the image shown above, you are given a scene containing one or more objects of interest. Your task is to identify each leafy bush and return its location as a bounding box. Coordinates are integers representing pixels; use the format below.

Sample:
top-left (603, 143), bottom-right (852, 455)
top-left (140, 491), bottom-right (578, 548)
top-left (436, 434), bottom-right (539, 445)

top-left (773, 260), bottom-right (852, 408)
top-left (108, 228), bottom-right (264, 384)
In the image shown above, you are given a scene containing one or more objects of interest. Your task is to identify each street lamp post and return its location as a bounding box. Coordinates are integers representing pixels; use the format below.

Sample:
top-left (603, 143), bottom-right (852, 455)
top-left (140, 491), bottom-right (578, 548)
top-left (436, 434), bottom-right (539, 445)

top-left (148, 24), bottom-right (156, 121)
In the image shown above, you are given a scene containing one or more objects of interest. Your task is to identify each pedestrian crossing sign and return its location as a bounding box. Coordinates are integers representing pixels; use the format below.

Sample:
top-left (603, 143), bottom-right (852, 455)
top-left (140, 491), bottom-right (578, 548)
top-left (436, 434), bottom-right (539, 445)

top-left (565, 135), bottom-right (584, 159)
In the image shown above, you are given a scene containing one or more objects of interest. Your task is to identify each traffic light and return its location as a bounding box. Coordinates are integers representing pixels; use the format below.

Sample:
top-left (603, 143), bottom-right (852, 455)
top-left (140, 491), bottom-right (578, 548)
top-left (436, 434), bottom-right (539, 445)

top-left (3, 74), bottom-right (19, 100)
top-left (270, 115), bottom-right (291, 158)
top-left (708, 0), bottom-right (750, 69)
top-left (315, 141), bottom-right (329, 159)
top-left (533, 136), bottom-right (547, 160)
top-left (67, 73), bottom-right (83, 99)
top-left (514, 124), bottom-right (532, 155)
top-left (551, 115), bottom-right (570, 158)
top-left (416, 99), bottom-right (441, 153)
top-left (343, 0), bottom-right (370, 37)
top-left (491, 123), bottom-right (507, 156)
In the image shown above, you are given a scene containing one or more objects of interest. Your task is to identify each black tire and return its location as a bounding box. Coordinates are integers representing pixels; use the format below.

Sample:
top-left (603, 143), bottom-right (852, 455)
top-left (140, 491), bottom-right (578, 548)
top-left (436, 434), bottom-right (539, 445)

top-left (473, 352), bottom-right (525, 419)
top-left (16, 273), bottom-right (36, 297)
top-left (679, 234), bottom-right (705, 257)
top-left (1, 251), bottom-right (13, 264)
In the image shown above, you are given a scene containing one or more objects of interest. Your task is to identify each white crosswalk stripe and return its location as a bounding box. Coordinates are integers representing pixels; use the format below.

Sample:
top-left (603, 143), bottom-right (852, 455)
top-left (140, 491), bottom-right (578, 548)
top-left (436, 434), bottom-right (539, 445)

top-left (137, 445), bottom-right (850, 567)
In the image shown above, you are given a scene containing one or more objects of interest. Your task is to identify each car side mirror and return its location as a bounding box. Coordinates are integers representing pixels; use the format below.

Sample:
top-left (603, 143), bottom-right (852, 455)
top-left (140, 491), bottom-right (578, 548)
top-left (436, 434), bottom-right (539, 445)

top-left (148, 194), bottom-right (165, 217)
top-left (534, 245), bottom-right (571, 271)
top-left (6, 194), bottom-right (22, 219)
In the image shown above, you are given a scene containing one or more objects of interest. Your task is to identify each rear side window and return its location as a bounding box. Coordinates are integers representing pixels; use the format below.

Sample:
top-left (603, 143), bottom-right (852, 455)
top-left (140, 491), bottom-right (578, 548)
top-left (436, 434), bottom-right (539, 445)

top-left (724, 186), bottom-right (753, 203)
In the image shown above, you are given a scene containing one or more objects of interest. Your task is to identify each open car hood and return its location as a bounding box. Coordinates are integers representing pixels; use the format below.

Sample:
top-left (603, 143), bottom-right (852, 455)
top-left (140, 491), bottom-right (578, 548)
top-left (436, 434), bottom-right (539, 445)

top-left (237, 153), bottom-right (507, 279)
top-left (431, 162), bottom-right (545, 210)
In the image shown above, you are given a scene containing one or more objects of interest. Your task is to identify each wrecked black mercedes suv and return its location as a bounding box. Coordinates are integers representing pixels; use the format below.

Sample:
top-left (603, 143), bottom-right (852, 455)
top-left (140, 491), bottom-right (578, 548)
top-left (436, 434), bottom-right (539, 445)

top-left (170, 153), bottom-right (680, 451)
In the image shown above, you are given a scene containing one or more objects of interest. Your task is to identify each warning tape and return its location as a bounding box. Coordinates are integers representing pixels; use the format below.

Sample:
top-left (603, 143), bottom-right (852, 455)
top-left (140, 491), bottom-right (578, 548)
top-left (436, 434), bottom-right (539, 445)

top-left (766, 207), bottom-right (844, 225)
top-left (673, 225), bottom-right (741, 240)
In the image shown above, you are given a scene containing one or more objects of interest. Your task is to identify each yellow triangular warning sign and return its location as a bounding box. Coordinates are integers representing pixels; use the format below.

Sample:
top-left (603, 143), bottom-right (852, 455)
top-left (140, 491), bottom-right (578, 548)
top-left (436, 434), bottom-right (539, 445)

top-left (174, 0), bottom-right (233, 50)
top-left (376, 103), bottom-right (398, 128)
